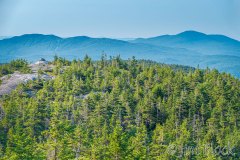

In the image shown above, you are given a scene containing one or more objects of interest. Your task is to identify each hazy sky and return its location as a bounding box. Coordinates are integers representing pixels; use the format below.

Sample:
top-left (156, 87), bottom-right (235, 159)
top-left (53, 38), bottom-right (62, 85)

top-left (0, 0), bottom-right (239, 39)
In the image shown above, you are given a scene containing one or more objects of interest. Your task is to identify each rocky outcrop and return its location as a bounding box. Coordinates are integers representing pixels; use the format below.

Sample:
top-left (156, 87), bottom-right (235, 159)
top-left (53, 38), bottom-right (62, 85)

top-left (0, 59), bottom-right (54, 96)
top-left (0, 72), bottom-right (53, 96)
top-left (29, 59), bottom-right (54, 73)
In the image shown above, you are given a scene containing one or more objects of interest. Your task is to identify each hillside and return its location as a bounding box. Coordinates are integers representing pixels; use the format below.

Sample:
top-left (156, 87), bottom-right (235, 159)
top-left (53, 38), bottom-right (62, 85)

top-left (0, 56), bottom-right (239, 159)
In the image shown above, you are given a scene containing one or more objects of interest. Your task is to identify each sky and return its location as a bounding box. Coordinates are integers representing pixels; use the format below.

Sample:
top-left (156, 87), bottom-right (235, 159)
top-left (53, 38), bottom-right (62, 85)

top-left (0, 0), bottom-right (240, 39)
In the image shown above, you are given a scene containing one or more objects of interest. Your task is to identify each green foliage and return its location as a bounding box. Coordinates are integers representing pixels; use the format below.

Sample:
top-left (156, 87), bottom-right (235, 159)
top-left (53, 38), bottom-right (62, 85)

top-left (0, 59), bottom-right (31, 77)
top-left (0, 56), bottom-right (239, 159)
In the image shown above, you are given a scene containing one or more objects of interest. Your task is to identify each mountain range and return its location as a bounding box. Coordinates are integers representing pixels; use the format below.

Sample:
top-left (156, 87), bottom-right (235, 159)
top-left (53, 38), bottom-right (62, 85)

top-left (0, 31), bottom-right (239, 77)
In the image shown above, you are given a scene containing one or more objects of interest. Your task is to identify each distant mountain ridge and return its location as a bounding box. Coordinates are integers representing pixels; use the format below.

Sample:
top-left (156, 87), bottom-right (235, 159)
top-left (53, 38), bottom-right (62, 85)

top-left (0, 36), bottom-right (12, 40)
top-left (0, 31), bottom-right (240, 77)
top-left (132, 31), bottom-right (240, 56)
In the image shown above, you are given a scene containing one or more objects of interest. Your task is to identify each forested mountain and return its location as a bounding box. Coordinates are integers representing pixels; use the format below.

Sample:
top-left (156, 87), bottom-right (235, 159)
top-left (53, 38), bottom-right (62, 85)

top-left (132, 31), bottom-right (240, 56)
top-left (0, 31), bottom-right (240, 77)
top-left (0, 56), bottom-right (239, 159)
top-left (0, 34), bottom-right (191, 63)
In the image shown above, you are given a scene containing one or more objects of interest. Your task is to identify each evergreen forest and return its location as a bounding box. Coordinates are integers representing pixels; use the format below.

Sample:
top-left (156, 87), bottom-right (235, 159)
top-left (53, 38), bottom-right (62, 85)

top-left (0, 55), bottom-right (239, 160)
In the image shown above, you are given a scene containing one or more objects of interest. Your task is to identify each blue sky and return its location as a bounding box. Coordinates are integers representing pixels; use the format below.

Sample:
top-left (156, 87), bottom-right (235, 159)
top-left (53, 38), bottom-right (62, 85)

top-left (0, 0), bottom-right (239, 39)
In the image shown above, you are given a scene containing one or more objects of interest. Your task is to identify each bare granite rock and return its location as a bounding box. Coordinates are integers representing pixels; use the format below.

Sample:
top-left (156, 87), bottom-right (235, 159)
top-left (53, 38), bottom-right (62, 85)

top-left (0, 59), bottom-right (54, 96)
top-left (29, 59), bottom-right (54, 73)
top-left (0, 72), bottom-right (53, 96)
